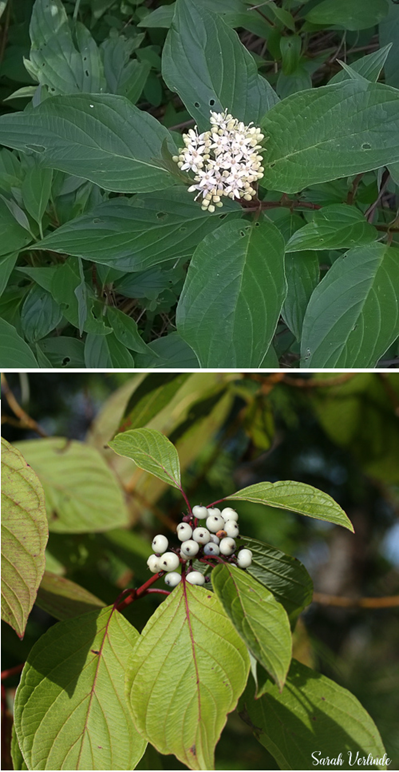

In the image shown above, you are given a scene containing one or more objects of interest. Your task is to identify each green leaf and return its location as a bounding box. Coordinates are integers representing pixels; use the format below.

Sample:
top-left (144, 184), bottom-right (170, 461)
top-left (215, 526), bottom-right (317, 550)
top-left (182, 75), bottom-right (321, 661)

top-left (126, 581), bottom-right (250, 771)
top-left (241, 659), bottom-right (388, 770)
top-left (305, 0), bottom-right (389, 30)
top-left (14, 606), bottom-right (147, 770)
top-left (226, 481), bottom-right (354, 531)
top-left (1, 439), bottom-right (48, 638)
top-left (262, 80), bottom-right (399, 193)
top-left (0, 196), bottom-right (32, 256)
top-left (282, 250), bottom-right (320, 340)
top-left (212, 563), bottom-right (292, 690)
top-left (100, 36), bottom-right (149, 103)
top-left (109, 428), bottom-right (181, 489)
top-left (379, 1), bottom-right (399, 89)
top-left (176, 219), bottom-right (286, 367)
top-left (241, 537), bottom-right (314, 622)
top-left (162, 0), bottom-right (278, 131)
top-left (51, 258), bottom-right (111, 335)
top-left (36, 570), bottom-right (105, 620)
top-left (0, 318), bottom-right (39, 367)
top-left (301, 243), bottom-right (399, 367)
top-left (0, 251), bottom-right (18, 296)
top-left (21, 166), bottom-right (53, 227)
top-left (11, 724), bottom-right (27, 771)
top-left (0, 93), bottom-right (176, 193)
top-left (21, 283), bottom-right (63, 342)
top-left (28, 0), bottom-right (106, 94)
top-left (106, 306), bottom-right (152, 355)
top-left (118, 373), bottom-right (189, 432)
top-left (36, 336), bottom-right (85, 367)
top-left (286, 204), bottom-right (377, 252)
top-left (134, 332), bottom-right (199, 368)
top-left (329, 43), bottom-right (392, 84)
top-left (280, 36), bottom-right (302, 76)
top-left (15, 437), bottom-right (129, 533)
top-left (33, 188), bottom-right (240, 271)
top-left (84, 331), bottom-right (135, 367)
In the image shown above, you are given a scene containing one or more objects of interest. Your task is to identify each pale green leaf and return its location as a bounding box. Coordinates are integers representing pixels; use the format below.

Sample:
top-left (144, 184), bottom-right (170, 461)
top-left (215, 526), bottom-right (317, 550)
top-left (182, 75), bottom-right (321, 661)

top-left (262, 80), bottom-right (399, 193)
top-left (109, 428), bottom-right (181, 489)
top-left (162, 0), bottom-right (278, 131)
top-left (0, 318), bottom-right (39, 367)
top-left (126, 582), bottom-right (250, 770)
top-left (301, 243), bottom-right (399, 367)
top-left (213, 564), bottom-right (292, 690)
top-left (36, 570), bottom-right (105, 621)
top-left (226, 481), bottom-right (354, 531)
top-left (285, 205), bottom-right (377, 252)
top-left (0, 94), bottom-right (176, 193)
top-left (1, 439), bottom-right (48, 638)
top-left (15, 438), bottom-right (129, 533)
top-left (176, 219), bottom-right (286, 367)
top-left (118, 373), bottom-right (189, 432)
top-left (14, 606), bottom-right (147, 770)
top-left (242, 659), bottom-right (388, 770)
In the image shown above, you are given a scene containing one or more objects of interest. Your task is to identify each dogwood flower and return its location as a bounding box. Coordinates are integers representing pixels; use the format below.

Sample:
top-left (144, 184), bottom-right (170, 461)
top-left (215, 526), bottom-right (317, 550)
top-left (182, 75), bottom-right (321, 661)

top-left (172, 109), bottom-right (265, 211)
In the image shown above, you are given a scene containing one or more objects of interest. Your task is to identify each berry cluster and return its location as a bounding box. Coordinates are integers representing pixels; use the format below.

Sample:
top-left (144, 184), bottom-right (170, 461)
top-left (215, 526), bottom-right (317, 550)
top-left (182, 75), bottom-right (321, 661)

top-left (146, 505), bottom-right (252, 588)
top-left (172, 109), bottom-right (265, 212)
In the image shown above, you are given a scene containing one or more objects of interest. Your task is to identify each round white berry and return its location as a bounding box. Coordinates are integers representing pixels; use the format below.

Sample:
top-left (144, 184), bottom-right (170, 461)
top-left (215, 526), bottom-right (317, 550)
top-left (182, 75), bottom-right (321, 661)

top-left (176, 522), bottom-right (193, 541)
top-left (224, 520), bottom-right (239, 538)
top-left (192, 505), bottom-right (208, 519)
top-left (209, 534), bottom-right (220, 544)
top-left (151, 534), bottom-right (169, 553)
top-left (206, 514), bottom-right (225, 532)
top-left (237, 549), bottom-right (252, 568)
top-left (193, 527), bottom-right (211, 544)
top-left (186, 571), bottom-right (205, 586)
top-left (159, 552), bottom-right (180, 572)
top-left (219, 537), bottom-right (236, 556)
top-left (207, 507), bottom-right (221, 517)
top-left (221, 507), bottom-right (239, 522)
top-left (204, 542), bottom-right (220, 556)
top-left (164, 572), bottom-right (182, 587)
top-left (147, 554), bottom-right (160, 573)
top-left (181, 539), bottom-right (199, 558)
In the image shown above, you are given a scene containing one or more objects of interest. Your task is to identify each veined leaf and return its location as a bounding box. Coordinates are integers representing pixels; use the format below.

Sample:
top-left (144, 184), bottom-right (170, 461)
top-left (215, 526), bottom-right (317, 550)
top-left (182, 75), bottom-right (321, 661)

top-left (33, 188), bottom-right (241, 272)
top-left (282, 250), bottom-right (320, 340)
top-left (300, 243), bottom-right (399, 367)
top-left (162, 0), bottom-right (278, 131)
top-left (0, 93), bottom-right (176, 193)
top-left (1, 439), bottom-right (48, 638)
top-left (126, 581), bottom-right (250, 770)
top-left (329, 43), bottom-right (392, 84)
top-left (0, 195), bottom-right (32, 256)
top-left (225, 481), bottom-right (354, 531)
top-left (109, 428), bottom-right (181, 489)
top-left (15, 438), bottom-right (129, 533)
top-left (305, 0), bottom-right (389, 31)
top-left (212, 564), bottom-right (292, 690)
top-left (241, 659), bottom-right (388, 770)
top-left (262, 80), bottom-right (399, 193)
top-left (285, 205), bottom-right (377, 252)
top-left (0, 318), bottom-right (39, 367)
top-left (241, 537), bottom-right (314, 621)
top-left (176, 219), bottom-right (286, 368)
top-left (36, 571), bottom-right (105, 621)
top-left (14, 606), bottom-right (147, 770)
top-left (118, 373), bottom-right (189, 432)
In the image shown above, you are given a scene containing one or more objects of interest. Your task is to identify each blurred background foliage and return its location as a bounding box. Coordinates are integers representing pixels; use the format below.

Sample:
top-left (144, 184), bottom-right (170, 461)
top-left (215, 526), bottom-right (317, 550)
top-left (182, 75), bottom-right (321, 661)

top-left (2, 370), bottom-right (399, 770)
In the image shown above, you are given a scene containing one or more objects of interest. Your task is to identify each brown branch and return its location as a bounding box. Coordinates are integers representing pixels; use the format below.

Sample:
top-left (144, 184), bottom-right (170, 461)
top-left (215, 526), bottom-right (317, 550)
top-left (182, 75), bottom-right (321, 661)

top-left (1, 374), bottom-right (47, 437)
top-left (1, 663), bottom-right (24, 681)
top-left (247, 373), bottom-right (355, 389)
top-left (312, 593), bottom-right (399, 608)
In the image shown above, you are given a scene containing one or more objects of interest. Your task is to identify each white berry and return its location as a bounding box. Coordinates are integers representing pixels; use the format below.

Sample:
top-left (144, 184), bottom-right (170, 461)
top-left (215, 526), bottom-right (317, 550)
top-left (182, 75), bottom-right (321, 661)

top-left (193, 527), bottom-right (211, 544)
top-left (152, 534), bottom-right (169, 553)
top-left (186, 571), bottom-right (205, 586)
top-left (181, 539), bottom-right (199, 558)
top-left (206, 514), bottom-right (225, 532)
top-left (204, 542), bottom-right (220, 556)
top-left (159, 552), bottom-right (180, 572)
top-left (237, 549), bottom-right (252, 568)
top-left (219, 537), bottom-right (236, 556)
top-left (164, 572), bottom-right (181, 587)
top-left (224, 520), bottom-right (239, 538)
top-left (177, 522), bottom-right (193, 541)
top-left (207, 507), bottom-right (221, 517)
top-left (209, 534), bottom-right (220, 544)
top-left (147, 554), bottom-right (160, 573)
top-left (221, 507), bottom-right (239, 522)
top-left (192, 505), bottom-right (208, 519)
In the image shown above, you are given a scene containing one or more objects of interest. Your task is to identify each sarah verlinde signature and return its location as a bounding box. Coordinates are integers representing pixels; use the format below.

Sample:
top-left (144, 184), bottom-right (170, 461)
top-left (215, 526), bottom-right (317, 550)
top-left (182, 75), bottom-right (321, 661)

top-left (311, 751), bottom-right (392, 767)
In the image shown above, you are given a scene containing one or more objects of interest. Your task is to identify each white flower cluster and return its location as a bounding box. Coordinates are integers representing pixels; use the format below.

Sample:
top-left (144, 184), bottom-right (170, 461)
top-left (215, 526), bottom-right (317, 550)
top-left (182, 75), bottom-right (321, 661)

top-left (147, 505), bottom-right (253, 587)
top-left (172, 110), bottom-right (265, 212)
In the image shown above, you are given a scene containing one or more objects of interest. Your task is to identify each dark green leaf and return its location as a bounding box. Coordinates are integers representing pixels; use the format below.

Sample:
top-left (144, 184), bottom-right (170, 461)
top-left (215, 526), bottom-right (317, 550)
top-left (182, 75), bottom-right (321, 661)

top-left (36, 571), bottom-right (105, 620)
top-left (0, 252), bottom-right (18, 296)
top-left (51, 258), bottom-right (111, 335)
top-left (0, 196), bottom-right (32, 256)
top-left (21, 283), bottom-right (63, 342)
top-left (0, 318), bottom-right (38, 367)
top-left (134, 332), bottom-right (199, 368)
top-left (118, 373), bottom-right (189, 432)
top-left (84, 331), bottom-right (135, 367)
top-left (285, 204), bottom-right (377, 252)
top-left (305, 0), bottom-right (389, 30)
top-left (282, 250), bottom-right (320, 340)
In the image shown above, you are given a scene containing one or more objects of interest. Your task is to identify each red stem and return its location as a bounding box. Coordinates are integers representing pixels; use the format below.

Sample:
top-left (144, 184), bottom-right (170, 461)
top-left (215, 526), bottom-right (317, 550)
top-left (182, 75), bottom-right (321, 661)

top-left (146, 588), bottom-right (170, 596)
top-left (179, 486), bottom-right (192, 514)
top-left (115, 572), bottom-right (165, 612)
top-left (1, 664), bottom-right (24, 681)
